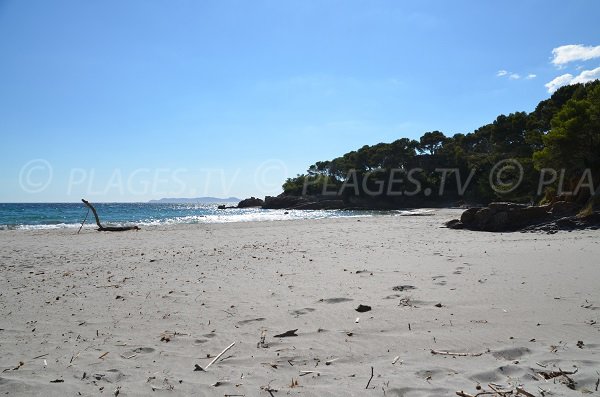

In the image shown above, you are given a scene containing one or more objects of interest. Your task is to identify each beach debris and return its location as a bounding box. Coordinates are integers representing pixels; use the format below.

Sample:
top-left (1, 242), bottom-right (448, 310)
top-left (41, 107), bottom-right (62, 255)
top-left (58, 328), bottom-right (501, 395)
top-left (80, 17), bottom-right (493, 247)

top-left (11, 361), bottom-right (25, 371)
top-left (299, 370), bottom-right (319, 376)
top-left (289, 378), bottom-right (299, 387)
top-left (114, 386), bottom-right (121, 396)
top-left (77, 208), bottom-right (89, 234)
top-left (325, 358), bottom-right (338, 366)
top-left (260, 384), bottom-right (278, 397)
top-left (274, 329), bottom-right (298, 338)
top-left (257, 329), bottom-right (268, 348)
top-left (455, 392), bottom-right (475, 397)
top-left (392, 285), bottom-right (416, 291)
top-left (193, 364), bottom-right (204, 372)
top-left (160, 331), bottom-right (172, 342)
top-left (81, 199), bottom-right (140, 232)
top-left (398, 296), bottom-right (415, 307)
top-left (355, 317), bottom-right (360, 323)
top-left (434, 302), bottom-right (443, 308)
top-left (431, 349), bottom-right (484, 357)
top-left (355, 304), bottom-right (371, 313)
top-left (204, 341), bottom-right (236, 370)
top-left (50, 379), bottom-right (64, 383)
top-left (391, 356), bottom-right (400, 365)
top-left (577, 340), bottom-right (584, 348)
top-left (365, 366), bottom-right (374, 389)
top-left (537, 367), bottom-right (578, 389)
top-left (98, 352), bottom-right (109, 359)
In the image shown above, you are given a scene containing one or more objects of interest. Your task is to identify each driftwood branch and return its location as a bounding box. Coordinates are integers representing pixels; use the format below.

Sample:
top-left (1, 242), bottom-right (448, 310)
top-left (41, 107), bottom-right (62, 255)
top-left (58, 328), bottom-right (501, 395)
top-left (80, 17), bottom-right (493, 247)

top-left (81, 199), bottom-right (140, 232)
top-left (204, 341), bottom-right (236, 370)
top-left (365, 366), bottom-right (374, 389)
top-left (431, 349), bottom-right (484, 357)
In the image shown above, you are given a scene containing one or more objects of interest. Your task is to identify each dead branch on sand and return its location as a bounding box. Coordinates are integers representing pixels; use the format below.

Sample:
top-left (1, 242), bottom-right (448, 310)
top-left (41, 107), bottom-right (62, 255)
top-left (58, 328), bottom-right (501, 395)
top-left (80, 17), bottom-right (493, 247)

top-left (204, 341), bottom-right (236, 370)
top-left (431, 349), bottom-right (484, 357)
top-left (81, 199), bottom-right (140, 232)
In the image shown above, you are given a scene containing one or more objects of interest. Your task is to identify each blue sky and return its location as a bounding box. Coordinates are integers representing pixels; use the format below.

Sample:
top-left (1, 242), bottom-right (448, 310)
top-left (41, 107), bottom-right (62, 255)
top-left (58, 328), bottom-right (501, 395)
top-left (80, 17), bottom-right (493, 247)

top-left (1, 0), bottom-right (600, 202)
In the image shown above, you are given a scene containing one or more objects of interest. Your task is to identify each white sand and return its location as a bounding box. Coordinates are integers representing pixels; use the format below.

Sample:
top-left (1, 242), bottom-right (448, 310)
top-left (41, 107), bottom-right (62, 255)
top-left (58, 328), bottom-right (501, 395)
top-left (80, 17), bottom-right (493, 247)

top-left (1, 209), bottom-right (599, 396)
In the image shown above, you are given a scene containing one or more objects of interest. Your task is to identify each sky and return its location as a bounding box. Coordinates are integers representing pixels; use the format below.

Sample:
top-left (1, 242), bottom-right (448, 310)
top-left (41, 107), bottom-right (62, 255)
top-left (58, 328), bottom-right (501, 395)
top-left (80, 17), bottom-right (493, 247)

top-left (1, 0), bottom-right (600, 202)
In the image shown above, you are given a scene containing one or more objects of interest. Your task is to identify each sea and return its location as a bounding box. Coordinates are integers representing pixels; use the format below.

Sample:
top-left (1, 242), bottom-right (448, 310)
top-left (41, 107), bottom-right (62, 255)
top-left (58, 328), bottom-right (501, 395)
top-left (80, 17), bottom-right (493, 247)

top-left (0, 202), bottom-right (433, 230)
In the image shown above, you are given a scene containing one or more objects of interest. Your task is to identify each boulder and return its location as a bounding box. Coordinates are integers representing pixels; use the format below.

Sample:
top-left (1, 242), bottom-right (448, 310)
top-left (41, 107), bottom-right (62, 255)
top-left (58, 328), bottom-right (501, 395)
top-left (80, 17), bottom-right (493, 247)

top-left (263, 195), bottom-right (309, 209)
top-left (292, 200), bottom-right (345, 210)
top-left (454, 203), bottom-right (552, 232)
top-left (237, 197), bottom-right (264, 208)
top-left (460, 207), bottom-right (479, 224)
top-left (473, 208), bottom-right (493, 229)
top-left (445, 219), bottom-right (464, 229)
top-left (550, 201), bottom-right (580, 217)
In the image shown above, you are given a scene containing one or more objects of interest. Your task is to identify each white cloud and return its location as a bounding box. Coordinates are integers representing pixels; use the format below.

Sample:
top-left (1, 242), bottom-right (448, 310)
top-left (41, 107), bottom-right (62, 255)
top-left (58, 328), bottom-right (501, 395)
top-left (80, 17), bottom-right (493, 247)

top-left (496, 70), bottom-right (508, 77)
top-left (526, 74), bottom-right (537, 80)
top-left (509, 73), bottom-right (520, 80)
top-left (545, 66), bottom-right (600, 93)
top-left (571, 66), bottom-right (600, 84)
top-left (545, 73), bottom-right (574, 93)
top-left (551, 44), bottom-right (600, 66)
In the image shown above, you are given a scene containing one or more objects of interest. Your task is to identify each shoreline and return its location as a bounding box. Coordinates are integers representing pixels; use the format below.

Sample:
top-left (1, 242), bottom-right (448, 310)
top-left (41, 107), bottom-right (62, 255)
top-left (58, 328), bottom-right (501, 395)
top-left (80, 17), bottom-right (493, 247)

top-left (1, 211), bottom-right (599, 396)
top-left (0, 207), bottom-right (439, 231)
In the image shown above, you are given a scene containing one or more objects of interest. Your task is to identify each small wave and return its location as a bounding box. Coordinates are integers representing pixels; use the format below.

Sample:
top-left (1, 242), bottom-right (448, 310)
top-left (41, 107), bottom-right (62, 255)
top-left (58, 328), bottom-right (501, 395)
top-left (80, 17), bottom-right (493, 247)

top-left (395, 209), bottom-right (436, 216)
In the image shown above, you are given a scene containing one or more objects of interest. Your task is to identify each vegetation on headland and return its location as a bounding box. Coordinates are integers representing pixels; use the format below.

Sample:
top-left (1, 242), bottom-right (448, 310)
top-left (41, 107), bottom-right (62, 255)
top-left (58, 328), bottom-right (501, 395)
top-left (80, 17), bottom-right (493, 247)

top-left (281, 81), bottom-right (600, 209)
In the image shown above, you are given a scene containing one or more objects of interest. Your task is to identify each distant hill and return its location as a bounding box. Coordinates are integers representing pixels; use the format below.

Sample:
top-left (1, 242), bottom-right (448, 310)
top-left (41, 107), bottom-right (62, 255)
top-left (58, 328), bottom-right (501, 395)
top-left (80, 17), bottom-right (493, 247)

top-left (148, 197), bottom-right (241, 204)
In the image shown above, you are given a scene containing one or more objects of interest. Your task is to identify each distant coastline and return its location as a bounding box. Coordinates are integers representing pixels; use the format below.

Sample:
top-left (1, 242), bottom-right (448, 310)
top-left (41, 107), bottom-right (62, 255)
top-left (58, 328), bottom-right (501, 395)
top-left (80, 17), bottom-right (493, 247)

top-left (148, 197), bottom-right (240, 204)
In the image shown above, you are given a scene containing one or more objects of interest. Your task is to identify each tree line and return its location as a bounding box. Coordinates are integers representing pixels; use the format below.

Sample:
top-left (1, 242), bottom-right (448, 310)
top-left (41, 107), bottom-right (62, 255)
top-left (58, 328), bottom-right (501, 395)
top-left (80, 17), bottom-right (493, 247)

top-left (282, 81), bottom-right (600, 208)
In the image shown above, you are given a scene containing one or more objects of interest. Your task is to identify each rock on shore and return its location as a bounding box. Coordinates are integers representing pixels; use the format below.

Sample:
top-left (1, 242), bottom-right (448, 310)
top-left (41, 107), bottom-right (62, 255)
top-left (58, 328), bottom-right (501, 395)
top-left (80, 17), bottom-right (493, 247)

top-left (447, 201), bottom-right (600, 232)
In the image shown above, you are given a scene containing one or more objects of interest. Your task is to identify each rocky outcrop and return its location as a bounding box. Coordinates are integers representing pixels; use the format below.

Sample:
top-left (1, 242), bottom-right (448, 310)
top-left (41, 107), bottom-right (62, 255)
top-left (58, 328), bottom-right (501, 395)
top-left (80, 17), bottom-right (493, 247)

top-left (521, 212), bottom-right (600, 233)
top-left (262, 195), bottom-right (310, 209)
top-left (447, 201), bottom-right (597, 233)
top-left (448, 202), bottom-right (551, 232)
top-left (262, 195), bottom-right (349, 210)
top-left (237, 197), bottom-right (265, 208)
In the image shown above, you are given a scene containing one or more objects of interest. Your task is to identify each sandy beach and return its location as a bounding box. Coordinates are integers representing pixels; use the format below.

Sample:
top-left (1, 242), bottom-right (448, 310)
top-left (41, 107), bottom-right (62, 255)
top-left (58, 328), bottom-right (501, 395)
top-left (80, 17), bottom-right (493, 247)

top-left (1, 209), bottom-right (599, 396)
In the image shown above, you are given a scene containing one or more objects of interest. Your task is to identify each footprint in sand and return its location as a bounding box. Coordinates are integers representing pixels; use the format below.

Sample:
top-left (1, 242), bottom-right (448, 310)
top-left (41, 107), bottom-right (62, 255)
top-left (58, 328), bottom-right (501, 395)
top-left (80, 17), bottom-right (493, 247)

top-left (236, 317), bottom-right (266, 325)
top-left (392, 285), bottom-right (416, 292)
top-left (133, 347), bottom-right (155, 354)
top-left (121, 347), bottom-right (155, 358)
top-left (492, 347), bottom-right (530, 361)
top-left (319, 297), bottom-right (353, 304)
top-left (290, 308), bottom-right (316, 316)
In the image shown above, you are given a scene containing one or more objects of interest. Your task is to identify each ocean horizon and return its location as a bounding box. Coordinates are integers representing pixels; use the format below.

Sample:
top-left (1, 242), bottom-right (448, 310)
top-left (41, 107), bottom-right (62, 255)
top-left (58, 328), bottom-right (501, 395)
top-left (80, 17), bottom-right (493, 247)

top-left (0, 202), bottom-right (433, 230)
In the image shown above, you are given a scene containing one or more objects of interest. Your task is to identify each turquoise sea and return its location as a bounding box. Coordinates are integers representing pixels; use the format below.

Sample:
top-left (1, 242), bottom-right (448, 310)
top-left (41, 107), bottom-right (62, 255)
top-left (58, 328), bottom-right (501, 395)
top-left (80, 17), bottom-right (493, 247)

top-left (0, 202), bottom-right (431, 230)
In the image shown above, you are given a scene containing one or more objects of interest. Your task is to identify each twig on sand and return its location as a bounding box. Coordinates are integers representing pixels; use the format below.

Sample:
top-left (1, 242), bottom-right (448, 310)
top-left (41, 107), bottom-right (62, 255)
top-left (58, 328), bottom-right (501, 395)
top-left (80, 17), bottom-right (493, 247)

top-left (515, 386), bottom-right (536, 397)
top-left (365, 366), bottom-right (374, 389)
top-left (431, 349), bottom-right (484, 357)
top-left (455, 392), bottom-right (475, 397)
top-left (204, 342), bottom-right (236, 370)
top-left (77, 208), bottom-right (89, 234)
top-left (298, 369), bottom-right (317, 375)
top-left (257, 329), bottom-right (268, 348)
